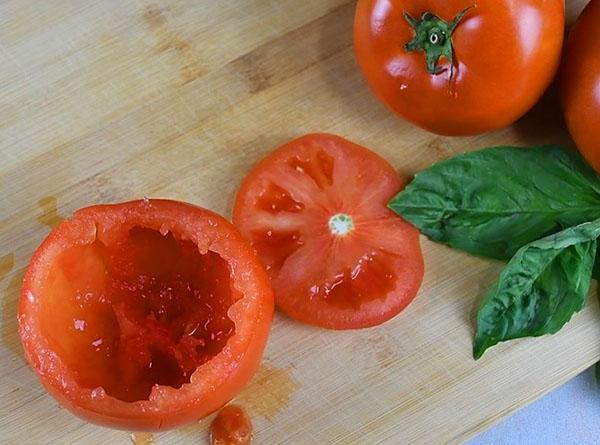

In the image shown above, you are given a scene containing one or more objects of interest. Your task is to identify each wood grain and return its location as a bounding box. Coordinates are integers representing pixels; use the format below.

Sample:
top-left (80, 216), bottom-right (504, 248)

top-left (0, 1), bottom-right (595, 444)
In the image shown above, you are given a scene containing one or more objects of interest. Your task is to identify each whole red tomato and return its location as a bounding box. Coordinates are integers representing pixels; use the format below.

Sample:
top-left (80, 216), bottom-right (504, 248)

top-left (19, 200), bottom-right (273, 430)
top-left (354, 0), bottom-right (565, 136)
top-left (562, 0), bottom-right (600, 173)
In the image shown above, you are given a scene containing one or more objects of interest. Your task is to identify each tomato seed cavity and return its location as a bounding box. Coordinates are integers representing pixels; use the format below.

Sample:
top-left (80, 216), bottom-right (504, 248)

top-left (39, 226), bottom-right (238, 402)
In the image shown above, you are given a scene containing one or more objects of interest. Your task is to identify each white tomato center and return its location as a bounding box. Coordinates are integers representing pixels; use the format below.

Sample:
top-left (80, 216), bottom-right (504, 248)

top-left (329, 213), bottom-right (354, 236)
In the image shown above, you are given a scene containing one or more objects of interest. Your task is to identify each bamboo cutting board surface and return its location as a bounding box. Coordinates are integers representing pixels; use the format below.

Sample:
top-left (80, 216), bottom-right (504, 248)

top-left (0, 1), bottom-right (596, 444)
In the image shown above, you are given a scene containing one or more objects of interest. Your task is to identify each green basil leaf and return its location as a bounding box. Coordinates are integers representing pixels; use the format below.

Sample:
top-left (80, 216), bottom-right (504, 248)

top-left (473, 219), bottom-right (600, 359)
top-left (389, 146), bottom-right (600, 260)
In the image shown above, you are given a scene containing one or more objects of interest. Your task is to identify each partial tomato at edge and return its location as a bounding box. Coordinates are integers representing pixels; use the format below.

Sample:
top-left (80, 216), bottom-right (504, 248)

top-left (354, 0), bottom-right (565, 136)
top-left (561, 0), bottom-right (600, 173)
top-left (233, 134), bottom-right (424, 330)
top-left (19, 199), bottom-right (274, 430)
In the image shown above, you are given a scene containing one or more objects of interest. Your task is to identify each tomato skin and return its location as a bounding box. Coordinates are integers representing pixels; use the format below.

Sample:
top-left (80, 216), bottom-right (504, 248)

top-left (233, 134), bottom-right (424, 330)
top-left (354, 0), bottom-right (565, 136)
top-left (561, 0), bottom-right (600, 173)
top-left (19, 199), bottom-right (274, 430)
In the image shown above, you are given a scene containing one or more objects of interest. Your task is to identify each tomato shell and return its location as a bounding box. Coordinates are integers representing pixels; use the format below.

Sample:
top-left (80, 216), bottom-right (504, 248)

top-left (354, 0), bottom-right (565, 136)
top-left (561, 0), bottom-right (600, 173)
top-left (233, 134), bottom-right (424, 329)
top-left (18, 199), bottom-right (274, 430)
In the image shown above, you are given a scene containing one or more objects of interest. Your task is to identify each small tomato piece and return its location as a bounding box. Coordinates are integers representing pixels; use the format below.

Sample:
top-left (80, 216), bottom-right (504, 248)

top-left (19, 199), bottom-right (273, 430)
top-left (210, 405), bottom-right (253, 445)
top-left (233, 134), bottom-right (424, 329)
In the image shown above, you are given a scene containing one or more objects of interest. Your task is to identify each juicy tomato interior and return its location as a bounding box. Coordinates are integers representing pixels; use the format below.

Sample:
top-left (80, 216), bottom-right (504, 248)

top-left (39, 226), bottom-right (237, 403)
top-left (233, 134), bottom-right (424, 329)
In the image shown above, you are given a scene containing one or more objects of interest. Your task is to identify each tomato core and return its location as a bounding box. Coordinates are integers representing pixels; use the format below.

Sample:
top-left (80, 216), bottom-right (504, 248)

top-left (328, 213), bottom-right (354, 236)
top-left (39, 226), bottom-right (236, 403)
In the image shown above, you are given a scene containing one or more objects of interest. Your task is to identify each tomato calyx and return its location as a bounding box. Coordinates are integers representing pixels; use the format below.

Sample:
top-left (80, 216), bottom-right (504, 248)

top-left (404, 6), bottom-right (475, 81)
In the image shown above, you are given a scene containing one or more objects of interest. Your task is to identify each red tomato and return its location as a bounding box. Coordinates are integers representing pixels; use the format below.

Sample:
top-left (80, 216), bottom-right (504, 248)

top-left (233, 134), bottom-right (424, 329)
top-left (561, 0), bottom-right (600, 173)
top-left (19, 199), bottom-right (273, 430)
top-left (354, 0), bottom-right (565, 136)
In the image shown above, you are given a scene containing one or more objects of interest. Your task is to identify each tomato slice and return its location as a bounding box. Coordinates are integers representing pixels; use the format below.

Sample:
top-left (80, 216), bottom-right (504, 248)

top-left (18, 199), bottom-right (273, 430)
top-left (233, 134), bottom-right (424, 329)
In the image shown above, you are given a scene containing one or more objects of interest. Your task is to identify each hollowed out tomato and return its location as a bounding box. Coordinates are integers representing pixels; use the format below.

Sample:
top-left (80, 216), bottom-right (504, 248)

top-left (233, 134), bottom-right (424, 329)
top-left (18, 199), bottom-right (273, 430)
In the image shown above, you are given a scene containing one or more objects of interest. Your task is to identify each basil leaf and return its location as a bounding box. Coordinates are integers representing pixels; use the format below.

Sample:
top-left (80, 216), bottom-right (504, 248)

top-left (473, 219), bottom-right (600, 359)
top-left (389, 146), bottom-right (600, 260)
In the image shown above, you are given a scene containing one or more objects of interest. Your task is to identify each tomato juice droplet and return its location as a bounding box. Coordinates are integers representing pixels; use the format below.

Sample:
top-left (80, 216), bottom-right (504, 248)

top-left (0, 253), bottom-right (15, 283)
top-left (130, 432), bottom-right (154, 445)
top-left (2, 257), bottom-right (24, 357)
top-left (37, 196), bottom-right (65, 229)
top-left (210, 405), bottom-right (253, 445)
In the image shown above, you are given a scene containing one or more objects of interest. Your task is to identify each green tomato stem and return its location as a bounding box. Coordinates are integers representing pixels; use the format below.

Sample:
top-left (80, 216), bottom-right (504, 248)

top-left (404, 6), bottom-right (475, 81)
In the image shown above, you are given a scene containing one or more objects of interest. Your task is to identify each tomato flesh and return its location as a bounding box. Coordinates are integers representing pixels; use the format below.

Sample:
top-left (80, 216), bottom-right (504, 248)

top-left (233, 134), bottom-right (424, 329)
top-left (19, 200), bottom-right (273, 430)
top-left (40, 226), bottom-right (236, 403)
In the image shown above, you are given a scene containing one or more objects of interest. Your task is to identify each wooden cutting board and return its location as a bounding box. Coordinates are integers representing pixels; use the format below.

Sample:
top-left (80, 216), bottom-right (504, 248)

top-left (0, 1), bottom-right (596, 444)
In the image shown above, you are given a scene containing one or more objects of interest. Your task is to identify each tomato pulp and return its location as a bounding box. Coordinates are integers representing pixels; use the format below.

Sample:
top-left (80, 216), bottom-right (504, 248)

top-left (19, 200), bottom-right (273, 430)
top-left (561, 0), bottom-right (600, 173)
top-left (354, 0), bottom-right (565, 136)
top-left (233, 134), bottom-right (424, 329)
